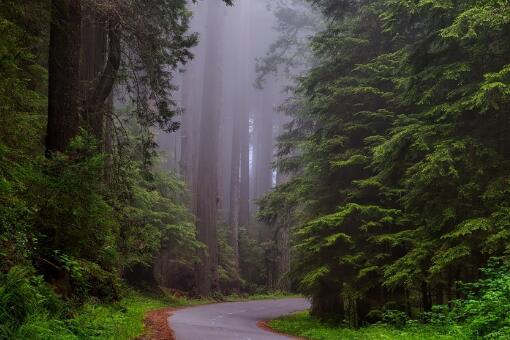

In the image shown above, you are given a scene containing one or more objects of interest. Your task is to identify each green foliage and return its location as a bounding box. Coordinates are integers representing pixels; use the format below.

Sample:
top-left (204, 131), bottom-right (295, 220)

top-left (450, 258), bottom-right (510, 339)
top-left (381, 310), bottom-right (408, 329)
top-left (0, 3), bottom-right (47, 155)
top-left (111, 113), bottom-right (201, 280)
top-left (0, 273), bottom-right (171, 340)
top-left (61, 294), bottom-right (167, 340)
top-left (238, 227), bottom-right (266, 292)
top-left (0, 1), bottom-right (47, 271)
top-left (0, 266), bottom-right (62, 338)
top-left (217, 224), bottom-right (242, 293)
top-left (260, 0), bottom-right (510, 328)
top-left (269, 311), bottom-right (464, 340)
top-left (0, 2), bottom-right (204, 336)
top-left (268, 260), bottom-right (510, 339)
top-left (117, 166), bottom-right (199, 271)
top-left (33, 133), bottom-right (119, 268)
top-left (0, 147), bottom-right (36, 270)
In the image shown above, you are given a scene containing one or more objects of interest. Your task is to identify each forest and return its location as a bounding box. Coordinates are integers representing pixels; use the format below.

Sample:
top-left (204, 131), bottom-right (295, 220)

top-left (1, 0), bottom-right (510, 339)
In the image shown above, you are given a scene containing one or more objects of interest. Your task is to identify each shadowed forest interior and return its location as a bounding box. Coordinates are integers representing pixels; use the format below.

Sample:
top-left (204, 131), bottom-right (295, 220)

top-left (2, 0), bottom-right (510, 339)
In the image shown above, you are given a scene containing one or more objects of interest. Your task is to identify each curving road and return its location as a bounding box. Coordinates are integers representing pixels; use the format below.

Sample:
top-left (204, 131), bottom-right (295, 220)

top-left (169, 298), bottom-right (309, 340)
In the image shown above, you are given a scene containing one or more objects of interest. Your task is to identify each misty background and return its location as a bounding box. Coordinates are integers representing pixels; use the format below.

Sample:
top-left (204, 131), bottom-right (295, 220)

top-left (151, 0), bottom-right (318, 294)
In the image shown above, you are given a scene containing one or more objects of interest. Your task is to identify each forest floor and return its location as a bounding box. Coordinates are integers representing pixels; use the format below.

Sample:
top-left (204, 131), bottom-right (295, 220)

top-left (137, 307), bottom-right (177, 340)
top-left (268, 311), bottom-right (468, 340)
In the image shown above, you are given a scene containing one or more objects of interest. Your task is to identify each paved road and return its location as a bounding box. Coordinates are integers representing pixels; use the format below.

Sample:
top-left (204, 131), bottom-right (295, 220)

top-left (169, 298), bottom-right (310, 340)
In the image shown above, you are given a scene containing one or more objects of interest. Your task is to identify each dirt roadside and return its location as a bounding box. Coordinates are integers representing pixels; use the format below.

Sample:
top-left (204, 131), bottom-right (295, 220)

top-left (137, 307), bottom-right (177, 340)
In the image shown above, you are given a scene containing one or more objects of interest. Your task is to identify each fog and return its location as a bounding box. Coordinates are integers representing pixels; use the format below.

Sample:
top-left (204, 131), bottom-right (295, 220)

top-left (159, 0), bottom-right (284, 206)
top-left (150, 0), bottom-right (317, 294)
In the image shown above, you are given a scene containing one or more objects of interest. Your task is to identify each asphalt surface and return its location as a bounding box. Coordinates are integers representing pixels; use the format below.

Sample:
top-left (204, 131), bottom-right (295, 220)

top-left (169, 298), bottom-right (310, 340)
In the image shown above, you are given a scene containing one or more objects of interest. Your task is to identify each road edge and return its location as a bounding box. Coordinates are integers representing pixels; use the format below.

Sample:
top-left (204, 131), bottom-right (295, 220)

top-left (257, 319), bottom-right (308, 340)
top-left (136, 307), bottom-right (177, 340)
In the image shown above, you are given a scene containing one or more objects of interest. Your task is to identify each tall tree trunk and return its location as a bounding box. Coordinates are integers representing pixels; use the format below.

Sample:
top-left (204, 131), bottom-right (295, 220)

top-left (195, 0), bottom-right (225, 296)
top-left (253, 82), bottom-right (276, 201)
top-left (217, 101), bottom-right (233, 219)
top-left (180, 0), bottom-right (206, 211)
top-left (103, 95), bottom-right (113, 184)
top-left (239, 113), bottom-right (250, 227)
top-left (253, 80), bottom-right (278, 289)
top-left (275, 223), bottom-right (290, 291)
top-left (226, 0), bottom-right (252, 273)
top-left (238, 0), bottom-right (251, 228)
top-left (79, 8), bottom-right (119, 183)
top-left (180, 70), bottom-right (194, 181)
top-left (274, 112), bottom-right (291, 291)
top-left (83, 19), bottom-right (121, 124)
top-left (180, 58), bottom-right (201, 211)
top-left (46, 0), bottom-right (81, 154)
top-left (228, 110), bottom-right (241, 270)
top-left (80, 9), bottom-right (106, 142)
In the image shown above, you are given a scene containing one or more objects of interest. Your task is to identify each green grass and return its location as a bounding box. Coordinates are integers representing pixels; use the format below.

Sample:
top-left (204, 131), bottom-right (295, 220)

top-left (10, 293), bottom-right (169, 340)
top-left (5, 290), bottom-right (303, 339)
top-left (67, 294), bottom-right (168, 339)
top-left (9, 291), bottom-right (217, 340)
top-left (268, 311), bottom-right (469, 340)
top-left (224, 291), bottom-right (301, 302)
top-left (39, 291), bottom-right (299, 340)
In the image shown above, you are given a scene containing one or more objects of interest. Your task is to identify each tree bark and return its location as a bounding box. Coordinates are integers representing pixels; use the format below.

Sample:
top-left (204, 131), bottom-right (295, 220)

top-left (80, 9), bottom-right (106, 142)
top-left (180, 0), bottom-right (206, 211)
top-left (275, 223), bottom-right (290, 291)
top-left (46, 0), bottom-right (82, 154)
top-left (274, 113), bottom-right (291, 291)
top-left (84, 19), bottom-right (121, 125)
top-left (253, 82), bottom-right (276, 201)
top-left (79, 8), bottom-right (119, 183)
top-left (228, 110), bottom-right (241, 270)
top-left (238, 0), bottom-right (251, 228)
top-left (195, 0), bottom-right (225, 296)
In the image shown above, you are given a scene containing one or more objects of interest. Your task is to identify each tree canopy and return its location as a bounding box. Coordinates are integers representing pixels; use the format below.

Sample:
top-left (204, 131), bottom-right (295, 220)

top-left (260, 0), bottom-right (510, 327)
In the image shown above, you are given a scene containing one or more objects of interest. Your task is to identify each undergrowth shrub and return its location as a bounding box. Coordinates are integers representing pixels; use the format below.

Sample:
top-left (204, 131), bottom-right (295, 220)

top-left (33, 133), bottom-right (119, 268)
top-left (0, 266), bottom-right (63, 338)
top-left (381, 309), bottom-right (408, 329)
top-left (419, 305), bottom-right (450, 326)
top-left (54, 255), bottom-right (122, 303)
top-left (451, 258), bottom-right (510, 339)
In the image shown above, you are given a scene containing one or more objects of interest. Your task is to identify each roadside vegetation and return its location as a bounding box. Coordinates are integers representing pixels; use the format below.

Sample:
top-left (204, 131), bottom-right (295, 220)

top-left (0, 268), bottom-right (168, 340)
top-left (270, 311), bottom-right (462, 340)
top-left (0, 264), bottom-right (300, 339)
top-left (259, 0), bottom-right (510, 338)
top-left (270, 260), bottom-right (510, 339)
top-left (224, 291), bottom-right (300, 302)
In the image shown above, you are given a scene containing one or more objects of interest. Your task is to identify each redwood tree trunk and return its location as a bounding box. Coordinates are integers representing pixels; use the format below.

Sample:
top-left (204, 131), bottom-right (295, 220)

top-left (238, 0), bottom-right (251, 228)
top-left (46, 0), bottom-right (82, 154)
top-left (180, 1), bottom-right (206, 211)
top-left (195, 0), bottom-right (225, 296)
top-left (80, 9), bottom-right (107, 142)
top-left (253, 82), bottom-right (275, 201)
top-left (275, 223), bottom-right (290, 291)
top-left (228, 110), bottom-right (241, 270)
